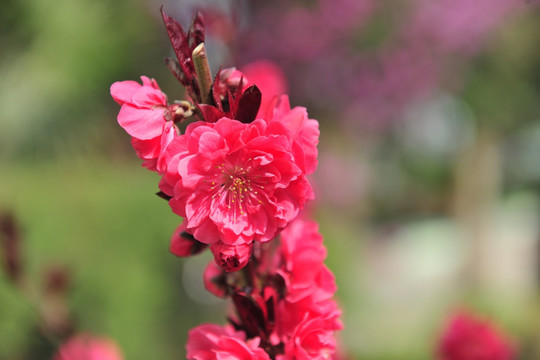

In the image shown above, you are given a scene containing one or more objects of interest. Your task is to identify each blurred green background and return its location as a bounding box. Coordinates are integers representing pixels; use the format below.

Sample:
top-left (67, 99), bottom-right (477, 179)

top-left (2, 0), bottom-right (540, 359)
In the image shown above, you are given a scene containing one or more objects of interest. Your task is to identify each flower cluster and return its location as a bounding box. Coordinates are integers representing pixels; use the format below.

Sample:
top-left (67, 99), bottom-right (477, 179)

top-left (111, 10), bottom-right (318, 273)
top-left (162, 107), bottom-right (316, 269)
top-left (110, 9), bottom-right (340, 359)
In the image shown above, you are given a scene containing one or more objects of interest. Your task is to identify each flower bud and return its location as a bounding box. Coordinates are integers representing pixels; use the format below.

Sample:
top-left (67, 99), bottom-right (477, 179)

top-left (170, 223), bottom-right (208, 257)
top-left (210, 242), bottom-right (253, 272)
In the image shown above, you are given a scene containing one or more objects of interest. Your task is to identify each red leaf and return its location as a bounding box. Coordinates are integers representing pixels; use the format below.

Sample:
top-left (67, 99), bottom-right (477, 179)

top-left (161, 8), bottom-right (189, 63)
top-left (198, 104), bottom-right (227, 123)
top-left (156, 191), bottom-right (172, 201)
top-left (180, 231), bottom-right (208, 255)
top-left (265, 295), bottom-right (275, 332)
top-left (164, 57), bottom-right (184, 84)
top-left (188, 12), bottom-right (205, 50)
top-left (236, 85), bottom-right (262, 123)
top-left (232, 293), bottom-right (266, 339)
top-left (161, 8), bottom-right (197, 89)
top-left (211, 66), bottom-right (224, 111)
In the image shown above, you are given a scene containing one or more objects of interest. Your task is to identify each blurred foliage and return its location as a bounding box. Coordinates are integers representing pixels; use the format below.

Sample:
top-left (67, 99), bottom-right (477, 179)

top-left (462, 9), bottom-right (540, 132)
top-left (0, 156), bottom-right (226, 359)
top-left (0, 0), bottom-right (174, 159)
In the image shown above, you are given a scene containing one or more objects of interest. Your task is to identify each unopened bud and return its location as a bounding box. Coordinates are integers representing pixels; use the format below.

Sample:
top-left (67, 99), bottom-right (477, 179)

top-left (170, 223), bottom-right (207, 257)
top-left (210, 242), bottom-right (253, 272)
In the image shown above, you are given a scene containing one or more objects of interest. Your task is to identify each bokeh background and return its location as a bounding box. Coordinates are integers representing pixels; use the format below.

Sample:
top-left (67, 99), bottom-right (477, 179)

top-left (2, 0), bottom-right (540, 358)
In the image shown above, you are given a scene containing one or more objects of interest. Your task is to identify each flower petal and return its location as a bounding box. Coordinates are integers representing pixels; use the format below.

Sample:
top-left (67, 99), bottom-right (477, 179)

top-left (117, 105), bottom-right (165, 140)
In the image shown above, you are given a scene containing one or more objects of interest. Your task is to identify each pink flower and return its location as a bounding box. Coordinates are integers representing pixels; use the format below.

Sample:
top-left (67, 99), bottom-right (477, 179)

top-left (276, 298), bottom-right (342, 346)
top-left (194, 218), bottom-right (342, 359)
top-left (438, 310), bottom-right (516, 360)
top-left (269, 219), bottom-right (342, 356)
top-left (279, 313), bottom-right (342, 360)
top-left (268, 96), bottom-right (319, 175)
top-left (162, 117), bottom-right (314, 252)
top-left (186, 324), bottom-right (270, 360)
top-left (110, 76), bottom-right (176, 172)
top-left (54, 333), bottom-right (124, 360)
top-left (278, 219), bottom-right (336, 303)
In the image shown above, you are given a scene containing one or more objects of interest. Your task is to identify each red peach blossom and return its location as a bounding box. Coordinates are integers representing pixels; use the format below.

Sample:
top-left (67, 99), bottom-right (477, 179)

top-left (186, 324), bottom-right (270, 360)
top-left (214, 66), bottom-right (318, 177)
top-left (279, 313), bottom-right (342, 360)
top-left (162, 118), bottom-right (313, 253)
top-left (276, 298), bottom-right (343, 343)
top-left (271, 218), bottom-right (342, 353)
top-left (267, 96), bottom-right (319, 175)
top-left (110, 76), bottom-right (175, 172)
top-left (278, 219), bottom-right (336, 303)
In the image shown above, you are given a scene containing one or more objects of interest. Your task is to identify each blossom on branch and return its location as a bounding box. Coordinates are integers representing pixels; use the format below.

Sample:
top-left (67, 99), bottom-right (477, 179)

top-left (268, 96), bottom-right (320, 176)
top-left (193, 218), bottom-right (342, 359)
top-left (187, 324), bottom-right (270, 360)
top-left (278, 219), bottom-right (336, 303)
top-left (111, 10), bottom-right (341, 359)
top-left (110, 14), bottom-right (319, 267)
top-left (161, 117), bottom-right (314, 252)
top-left (274, 219), bottom-right (342, 358)
top-left (280, 312), bottom-right (341, 360)
top-left (110, 76), bottom-right (179, 172)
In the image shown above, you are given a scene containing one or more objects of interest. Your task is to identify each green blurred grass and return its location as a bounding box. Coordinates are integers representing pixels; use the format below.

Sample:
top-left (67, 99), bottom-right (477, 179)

top-left (0, 155), bottom-right (225, 359)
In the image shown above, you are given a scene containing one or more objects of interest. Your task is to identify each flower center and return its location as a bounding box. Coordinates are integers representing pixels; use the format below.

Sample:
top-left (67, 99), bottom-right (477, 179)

top-left (227, 174), bottom-right (252, 197)
top-left (208, 161), bottom-right (266, 222)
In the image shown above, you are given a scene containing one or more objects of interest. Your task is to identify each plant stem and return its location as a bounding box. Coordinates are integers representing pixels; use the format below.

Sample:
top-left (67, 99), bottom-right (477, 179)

top-left (240, 260), bottom-right (255, 291)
